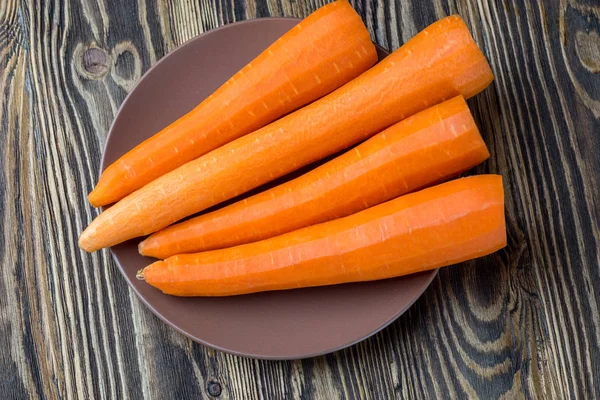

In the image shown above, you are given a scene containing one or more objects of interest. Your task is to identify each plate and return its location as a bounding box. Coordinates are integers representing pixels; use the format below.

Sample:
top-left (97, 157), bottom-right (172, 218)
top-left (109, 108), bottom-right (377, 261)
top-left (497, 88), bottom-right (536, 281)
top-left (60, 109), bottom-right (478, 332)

top-left (102, 18), bottom-right (438, 359)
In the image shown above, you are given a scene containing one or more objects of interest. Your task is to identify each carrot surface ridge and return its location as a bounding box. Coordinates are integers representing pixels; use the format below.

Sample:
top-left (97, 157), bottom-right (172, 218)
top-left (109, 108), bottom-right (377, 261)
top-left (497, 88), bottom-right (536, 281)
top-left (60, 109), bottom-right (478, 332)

top-left (141, 175), bottom-right (506, 297)
top-left (79, 15), bottom-right (494, 252)
top-left (139, 96), bottom-right (490, 258)
top-left (88, 0), bottom-right (377, 207)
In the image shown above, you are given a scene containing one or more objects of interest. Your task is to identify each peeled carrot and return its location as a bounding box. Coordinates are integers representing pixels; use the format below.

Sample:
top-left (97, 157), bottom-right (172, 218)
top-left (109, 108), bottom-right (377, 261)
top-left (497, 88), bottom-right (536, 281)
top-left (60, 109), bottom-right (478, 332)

top-left (139, 96), bottom-right (489, 258)
top-left (79, 15), bottom-right (494, 252)
top-left (88, 0), bottom-right (377, 207)
top-left (139, 175), bottom-right (506, 296)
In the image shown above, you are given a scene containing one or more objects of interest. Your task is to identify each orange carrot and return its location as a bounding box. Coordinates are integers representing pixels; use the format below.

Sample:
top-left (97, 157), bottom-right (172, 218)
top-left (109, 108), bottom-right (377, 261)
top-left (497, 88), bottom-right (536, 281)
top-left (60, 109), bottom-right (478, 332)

top-left (79, 15), bottom-right (494, 252)
top-left (139, 96), bottom-right (489, 258)
top-left (88, 0), bottom-right (377, 207)
top-left (140, 175), bottom-right (506, 297)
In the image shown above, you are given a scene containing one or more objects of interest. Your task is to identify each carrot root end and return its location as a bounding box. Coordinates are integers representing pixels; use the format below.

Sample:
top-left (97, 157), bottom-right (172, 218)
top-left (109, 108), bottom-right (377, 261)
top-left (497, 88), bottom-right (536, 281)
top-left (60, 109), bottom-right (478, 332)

top-left (136, 269), bottom-right (146, 281)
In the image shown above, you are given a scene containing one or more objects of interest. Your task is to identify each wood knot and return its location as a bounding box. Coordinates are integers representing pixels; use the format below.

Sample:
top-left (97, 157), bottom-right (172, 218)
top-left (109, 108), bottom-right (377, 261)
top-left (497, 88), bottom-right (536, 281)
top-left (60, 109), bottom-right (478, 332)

top-left (82, 46), bottom-right (109, 78)
top-left (206, 380), bottom-right (222, 397)
top-left (111, 41), bottom-right (142, 92)
top-left (575, 31), bottom-right (600, 73)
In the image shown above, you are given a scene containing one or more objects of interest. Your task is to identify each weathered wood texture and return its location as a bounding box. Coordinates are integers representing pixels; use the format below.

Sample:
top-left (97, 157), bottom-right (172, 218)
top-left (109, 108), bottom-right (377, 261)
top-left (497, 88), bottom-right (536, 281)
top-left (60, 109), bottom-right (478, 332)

top-left (1, 0), bottom-right (599, 398)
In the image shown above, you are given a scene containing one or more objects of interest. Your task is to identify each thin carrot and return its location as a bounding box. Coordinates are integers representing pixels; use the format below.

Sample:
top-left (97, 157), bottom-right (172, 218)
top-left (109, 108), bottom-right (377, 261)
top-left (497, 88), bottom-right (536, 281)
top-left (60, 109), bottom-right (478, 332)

top-left (139, 96), bottom-right (490, 258)
top-left (88, 0), bottom-right (377, 207)
top-left (79, 15), bottom-right (494, 252)
top-left (139, 175), bottom-right (506, 297)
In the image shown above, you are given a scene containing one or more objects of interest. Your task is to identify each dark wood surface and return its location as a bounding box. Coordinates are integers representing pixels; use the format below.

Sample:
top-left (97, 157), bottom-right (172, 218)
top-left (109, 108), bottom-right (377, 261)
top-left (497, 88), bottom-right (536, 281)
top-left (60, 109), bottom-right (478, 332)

top-left (2, 0), bottom-right (599, 398)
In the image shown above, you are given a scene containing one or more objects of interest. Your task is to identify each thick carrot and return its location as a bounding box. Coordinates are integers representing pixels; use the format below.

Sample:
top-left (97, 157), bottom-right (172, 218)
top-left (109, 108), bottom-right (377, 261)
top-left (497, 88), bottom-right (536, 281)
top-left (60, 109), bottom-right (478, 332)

top-left (140, 175), bottom-right (506, 297)
top-left (79, 15), bottom-right (494, 252)
top-left (88, 1), bottom-right (377, 207)
top-left (139, 96), bottom-right (489, 258)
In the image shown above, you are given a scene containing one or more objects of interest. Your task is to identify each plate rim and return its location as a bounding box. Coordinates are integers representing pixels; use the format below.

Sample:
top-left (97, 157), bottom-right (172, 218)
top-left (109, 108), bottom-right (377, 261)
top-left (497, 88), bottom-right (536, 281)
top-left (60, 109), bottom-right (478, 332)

top-left (100, 17), bottom-right (439, 360)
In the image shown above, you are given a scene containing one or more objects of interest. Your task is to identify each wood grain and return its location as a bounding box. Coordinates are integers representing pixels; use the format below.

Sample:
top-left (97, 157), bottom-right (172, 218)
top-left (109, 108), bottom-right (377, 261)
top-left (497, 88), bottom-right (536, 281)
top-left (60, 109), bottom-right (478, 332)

top-left (1, 0), bottom-right (599, 398)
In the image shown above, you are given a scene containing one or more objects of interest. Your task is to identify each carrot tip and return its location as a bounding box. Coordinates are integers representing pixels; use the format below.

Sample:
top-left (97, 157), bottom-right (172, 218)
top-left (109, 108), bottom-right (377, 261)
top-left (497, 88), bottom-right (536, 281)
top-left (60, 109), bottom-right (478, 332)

top-left (136, 269), bottom-right (145, 281)
top-left (87, 190), bottom-right (101, 207)
top-left (138, 239), bottom-right (156, 257)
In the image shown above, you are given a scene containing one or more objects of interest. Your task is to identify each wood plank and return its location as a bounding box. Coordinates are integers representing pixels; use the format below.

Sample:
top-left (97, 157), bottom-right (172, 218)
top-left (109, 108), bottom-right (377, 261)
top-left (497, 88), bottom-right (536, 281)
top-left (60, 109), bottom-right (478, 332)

top-left (1, 0), bottom-right (599, 398)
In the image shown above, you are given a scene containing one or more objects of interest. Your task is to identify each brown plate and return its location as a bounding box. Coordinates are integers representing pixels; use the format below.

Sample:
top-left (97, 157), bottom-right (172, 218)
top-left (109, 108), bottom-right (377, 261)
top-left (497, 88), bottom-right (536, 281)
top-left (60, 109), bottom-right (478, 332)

top-left (102, 18), bottom-right (438, 360)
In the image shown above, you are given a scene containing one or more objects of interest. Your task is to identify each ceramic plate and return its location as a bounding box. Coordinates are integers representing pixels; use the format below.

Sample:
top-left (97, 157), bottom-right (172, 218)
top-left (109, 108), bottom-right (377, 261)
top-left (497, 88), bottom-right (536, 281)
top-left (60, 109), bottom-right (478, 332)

top-left (101, 18), bottom-right (437, 360)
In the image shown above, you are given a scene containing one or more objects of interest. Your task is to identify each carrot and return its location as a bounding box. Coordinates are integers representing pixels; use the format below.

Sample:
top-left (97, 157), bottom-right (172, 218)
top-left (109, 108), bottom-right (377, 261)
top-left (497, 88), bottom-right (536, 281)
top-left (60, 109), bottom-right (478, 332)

top-left (88, 0), bottom-right (377, 207)
top-left (79, 15), bottom-right (494, 252)
top-left (139, 175), bottom-right (506, 297)
top-left (139, 96), bottom-right (490, 258)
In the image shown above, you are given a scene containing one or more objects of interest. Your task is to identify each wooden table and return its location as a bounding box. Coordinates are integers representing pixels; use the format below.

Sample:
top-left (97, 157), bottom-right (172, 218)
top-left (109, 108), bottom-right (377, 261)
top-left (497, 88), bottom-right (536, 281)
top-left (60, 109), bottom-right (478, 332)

top-left (2, 0), bottom-right (599, 398)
